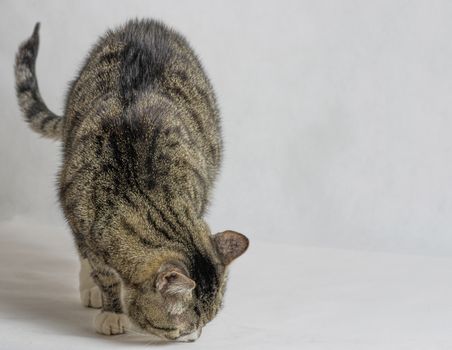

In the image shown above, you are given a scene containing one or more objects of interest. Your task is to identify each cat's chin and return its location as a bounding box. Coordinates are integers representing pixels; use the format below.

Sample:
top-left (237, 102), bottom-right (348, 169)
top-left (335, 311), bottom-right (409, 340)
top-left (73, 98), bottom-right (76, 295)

top-left (148, 328), bottom-right (202, 343)
top-left (126, 320), bottom-right (201, 343)
top-left (172, 328), bottom-right (202, 342)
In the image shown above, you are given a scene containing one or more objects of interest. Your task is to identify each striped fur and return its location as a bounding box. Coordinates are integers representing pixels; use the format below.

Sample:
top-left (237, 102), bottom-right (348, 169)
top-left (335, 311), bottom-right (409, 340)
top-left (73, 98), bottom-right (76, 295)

top-left (15, 23), bottom-right (63, 140)
top-left (15, 19), bottom-right (249, 341)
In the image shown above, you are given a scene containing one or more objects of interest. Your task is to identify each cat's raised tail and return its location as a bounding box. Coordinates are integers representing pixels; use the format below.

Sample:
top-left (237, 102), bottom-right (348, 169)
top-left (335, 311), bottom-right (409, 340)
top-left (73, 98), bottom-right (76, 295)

top-left (15, 23), bottom-right (63, 140)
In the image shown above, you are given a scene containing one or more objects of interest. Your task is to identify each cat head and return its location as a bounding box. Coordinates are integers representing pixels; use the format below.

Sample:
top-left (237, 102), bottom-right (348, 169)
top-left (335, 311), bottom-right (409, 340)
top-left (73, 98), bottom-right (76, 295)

top-left (122, 230), bottom-right (249, 341)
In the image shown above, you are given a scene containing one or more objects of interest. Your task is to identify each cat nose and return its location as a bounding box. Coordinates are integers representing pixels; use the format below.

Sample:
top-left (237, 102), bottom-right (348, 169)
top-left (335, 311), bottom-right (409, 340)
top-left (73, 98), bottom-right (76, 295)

top-left (175, 328), bottom-right (202, 342)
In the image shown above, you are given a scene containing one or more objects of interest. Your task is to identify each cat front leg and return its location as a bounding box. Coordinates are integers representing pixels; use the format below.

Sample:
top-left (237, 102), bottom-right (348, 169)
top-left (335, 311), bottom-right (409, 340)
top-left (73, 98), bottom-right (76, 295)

top-left (88, 258), bottom-right (130, 335)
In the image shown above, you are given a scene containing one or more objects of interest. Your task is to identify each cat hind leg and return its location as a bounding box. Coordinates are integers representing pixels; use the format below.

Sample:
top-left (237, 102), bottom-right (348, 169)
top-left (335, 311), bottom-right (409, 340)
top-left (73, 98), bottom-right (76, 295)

top-left (79, 258), bottom-right (102, 308)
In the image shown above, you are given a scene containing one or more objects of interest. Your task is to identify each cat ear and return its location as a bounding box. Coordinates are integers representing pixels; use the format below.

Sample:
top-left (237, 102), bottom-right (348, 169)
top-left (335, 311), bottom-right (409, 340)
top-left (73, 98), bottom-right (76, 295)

top-left (213, 230), bottom-right (249, 266)
top-left (156, 269), bottom-right (196, 296)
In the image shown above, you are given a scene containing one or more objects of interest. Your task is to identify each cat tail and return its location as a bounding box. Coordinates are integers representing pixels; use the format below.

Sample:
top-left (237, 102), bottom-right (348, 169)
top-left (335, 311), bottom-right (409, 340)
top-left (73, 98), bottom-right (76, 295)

top-left (15, 23), bottom-right (63, 141)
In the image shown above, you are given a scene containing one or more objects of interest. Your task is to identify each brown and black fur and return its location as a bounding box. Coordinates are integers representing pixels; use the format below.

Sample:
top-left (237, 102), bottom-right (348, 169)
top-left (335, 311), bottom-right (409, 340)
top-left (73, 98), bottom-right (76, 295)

top-left (15, 19), bottom-right (249, 341)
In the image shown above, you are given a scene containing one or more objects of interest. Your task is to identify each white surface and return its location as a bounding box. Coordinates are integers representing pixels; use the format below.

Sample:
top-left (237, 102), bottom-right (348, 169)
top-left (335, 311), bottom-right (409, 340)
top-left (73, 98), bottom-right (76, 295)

top-left (1, 218), bottom-right (451, 350)
top-left (1, 0), bottom-right (452, 256)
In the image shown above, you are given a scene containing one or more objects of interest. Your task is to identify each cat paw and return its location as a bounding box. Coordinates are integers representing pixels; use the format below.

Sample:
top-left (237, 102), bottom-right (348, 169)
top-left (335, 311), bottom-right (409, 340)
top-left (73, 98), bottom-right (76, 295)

top-left (80, 286), bottom-right (102, 308)
top-left (94, 311), bottom-right (130, 335)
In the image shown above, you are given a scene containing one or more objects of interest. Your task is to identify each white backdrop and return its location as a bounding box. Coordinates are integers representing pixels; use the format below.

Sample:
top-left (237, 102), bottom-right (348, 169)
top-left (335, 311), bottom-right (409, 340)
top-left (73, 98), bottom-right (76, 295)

top-left (1, 0), bottom-right (452, 256)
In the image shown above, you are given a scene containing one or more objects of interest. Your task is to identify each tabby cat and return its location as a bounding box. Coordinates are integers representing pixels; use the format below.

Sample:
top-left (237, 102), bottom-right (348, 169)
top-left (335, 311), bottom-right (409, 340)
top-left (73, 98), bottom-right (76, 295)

top-left (14, 19), bottom-right (249, 342)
